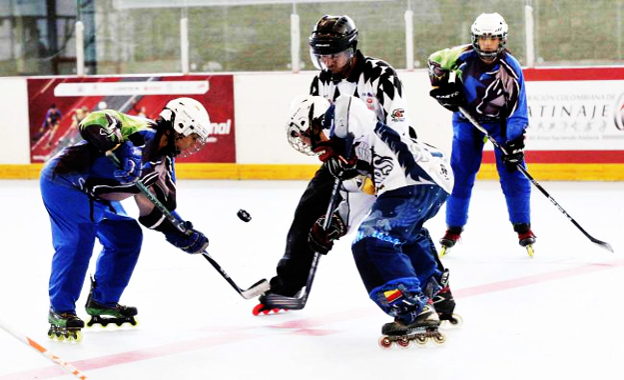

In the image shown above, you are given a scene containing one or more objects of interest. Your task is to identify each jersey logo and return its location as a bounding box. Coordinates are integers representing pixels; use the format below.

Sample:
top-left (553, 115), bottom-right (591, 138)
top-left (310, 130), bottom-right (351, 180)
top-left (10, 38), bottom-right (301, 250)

top-left (390, 108), bottom-right (405, 122)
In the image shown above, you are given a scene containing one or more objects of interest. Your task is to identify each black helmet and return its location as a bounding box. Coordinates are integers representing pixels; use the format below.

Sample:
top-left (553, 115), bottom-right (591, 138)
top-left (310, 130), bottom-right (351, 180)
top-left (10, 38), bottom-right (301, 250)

top-left (309, 15), bottom-right (358, 55)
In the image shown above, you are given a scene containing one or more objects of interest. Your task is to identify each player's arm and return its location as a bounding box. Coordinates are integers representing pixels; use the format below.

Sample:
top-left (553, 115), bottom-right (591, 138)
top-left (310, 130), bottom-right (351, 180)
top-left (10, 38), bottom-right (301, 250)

top-left (427, 45), bottom-right (469, 112)
top-left (134, 159), bottom-right (208, 254)
top-left (501, 58), bottom-right (530, 172)
top-left (374, 65), bottom-right (412, 135)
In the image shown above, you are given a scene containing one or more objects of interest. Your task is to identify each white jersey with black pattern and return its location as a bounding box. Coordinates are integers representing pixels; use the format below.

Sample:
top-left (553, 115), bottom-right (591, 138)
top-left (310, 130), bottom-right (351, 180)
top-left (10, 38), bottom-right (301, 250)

top-left (309, 50), bottom-right (413, 136)
top-left (331, 95), bottom-right (453, 195)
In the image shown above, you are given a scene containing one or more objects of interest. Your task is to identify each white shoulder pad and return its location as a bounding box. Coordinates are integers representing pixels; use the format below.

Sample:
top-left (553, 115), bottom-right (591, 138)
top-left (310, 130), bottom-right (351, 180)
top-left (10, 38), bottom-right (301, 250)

top-left (332, 95), bottom-right (377, 140)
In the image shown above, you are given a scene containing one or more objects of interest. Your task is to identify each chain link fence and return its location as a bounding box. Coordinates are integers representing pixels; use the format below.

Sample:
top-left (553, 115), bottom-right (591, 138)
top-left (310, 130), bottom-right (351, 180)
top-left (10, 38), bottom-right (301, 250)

top-left (0, 0), bottom-right (621, 76)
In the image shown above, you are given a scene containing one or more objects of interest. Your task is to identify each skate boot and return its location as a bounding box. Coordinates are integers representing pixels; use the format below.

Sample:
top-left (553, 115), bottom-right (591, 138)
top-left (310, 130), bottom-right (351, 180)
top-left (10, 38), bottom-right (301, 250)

top-left (439, 226), bottom-right (463, 256)
top-left (378, 304), bottom-right (446, 348)
top-left (48, 308), bottom-right (84, 342)
top-left (252, 290), bottom-right (295, 316)
top-left (514, 223), bottom-right (536, 257)
top-left (252, 278), bottom-right (301, 316)
top-left (432, 287), bottom-right (463, 328)
top-left (430, 269), bottom-right (463, 328)
top-left (85, 277), bottom-right (138, 327)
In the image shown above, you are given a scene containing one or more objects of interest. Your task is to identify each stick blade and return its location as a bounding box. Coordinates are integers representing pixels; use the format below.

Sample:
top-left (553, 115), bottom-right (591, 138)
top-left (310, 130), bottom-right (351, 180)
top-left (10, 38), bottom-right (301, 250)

top-left (597, 241), bottom-right (614, 253)
top-left (240, 279), bottom-right (271, 300)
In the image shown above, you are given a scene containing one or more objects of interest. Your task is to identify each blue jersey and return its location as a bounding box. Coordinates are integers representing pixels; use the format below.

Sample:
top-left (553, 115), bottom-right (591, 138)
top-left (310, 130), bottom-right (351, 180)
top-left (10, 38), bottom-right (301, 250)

top-left (42, 110), bottom-right (177, 209)
top-left (428, 44), bottom-right (529, 140)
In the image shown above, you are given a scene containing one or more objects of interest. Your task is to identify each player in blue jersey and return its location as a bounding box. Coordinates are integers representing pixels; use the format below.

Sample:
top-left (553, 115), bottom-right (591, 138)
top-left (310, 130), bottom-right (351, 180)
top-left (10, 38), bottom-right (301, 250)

top-left (427, 13), bottom-right (536, 256)
top-left (40, 98), bottom-right (211, 341)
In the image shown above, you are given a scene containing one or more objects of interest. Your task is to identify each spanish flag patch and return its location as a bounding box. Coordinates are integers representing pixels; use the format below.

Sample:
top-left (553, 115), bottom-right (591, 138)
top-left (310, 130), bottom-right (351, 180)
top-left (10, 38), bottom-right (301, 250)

top-left (384, 289), bottom-right (403, 303)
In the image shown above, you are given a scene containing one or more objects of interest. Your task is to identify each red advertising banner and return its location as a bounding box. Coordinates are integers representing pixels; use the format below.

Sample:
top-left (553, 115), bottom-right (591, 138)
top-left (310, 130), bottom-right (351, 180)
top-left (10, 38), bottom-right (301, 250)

top-left (27, 75), bottom-right (235, 163)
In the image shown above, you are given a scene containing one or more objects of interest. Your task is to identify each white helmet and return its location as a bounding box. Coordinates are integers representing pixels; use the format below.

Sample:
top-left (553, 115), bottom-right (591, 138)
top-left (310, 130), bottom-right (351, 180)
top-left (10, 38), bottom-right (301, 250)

top-left (161, 97), bottom-right (211, 143)
top-left (471, 13), bottom-right (508, 61)
top-left (286, 95), bottom-right (330, 155)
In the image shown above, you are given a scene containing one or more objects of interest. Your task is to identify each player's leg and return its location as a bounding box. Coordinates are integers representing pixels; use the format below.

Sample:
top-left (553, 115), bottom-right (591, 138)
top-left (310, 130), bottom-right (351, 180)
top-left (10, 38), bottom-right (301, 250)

top-left (270, 163), bottom-right (337, 297)
top-left (352, 187), bottom-right (442, 341)
top-left (40, 175), bottom-right (99, 339)
top-left (493, 146), bottom-right (535, 248)
top-left (91, 212), bottom-right (142, 305)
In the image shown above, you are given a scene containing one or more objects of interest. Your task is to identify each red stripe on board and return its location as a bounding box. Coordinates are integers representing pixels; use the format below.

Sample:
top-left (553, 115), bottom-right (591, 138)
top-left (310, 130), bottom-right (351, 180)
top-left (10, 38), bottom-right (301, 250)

top-left (524, 67), bottom-right (624, 81)
top-left (482, 150), bottom-right (624, 164)
top-left (4, 259), bottom-right (624, 379)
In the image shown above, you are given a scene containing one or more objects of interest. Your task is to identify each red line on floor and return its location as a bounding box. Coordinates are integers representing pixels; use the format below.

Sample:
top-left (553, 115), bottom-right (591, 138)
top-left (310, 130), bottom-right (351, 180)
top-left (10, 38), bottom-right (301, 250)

top-left (3, 259), bottom-right (623, 379)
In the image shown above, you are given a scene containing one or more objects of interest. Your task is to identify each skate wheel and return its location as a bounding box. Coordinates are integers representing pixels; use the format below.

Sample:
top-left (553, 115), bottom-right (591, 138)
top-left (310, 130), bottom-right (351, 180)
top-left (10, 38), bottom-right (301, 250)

top-left (68, 330), bottom-right (83, 342)
top-left (433, 333), bottom-right (446, 344)
top-left (439, 246), bottom-right (448, 257)
top-left (397, 337), bottom-right (410, 348)
top-left (526, 245), bottom-right (534, 258)
top-left (450, 314), bottom-right (463, 327)
top-left (378, 336), bottom-right (392, 349)
top-left (415, 335), bottom-right (428, 346)
top-left (440, 314), bottom-right (463, 329)
top-left (251, 303), bottom-right (265, 316)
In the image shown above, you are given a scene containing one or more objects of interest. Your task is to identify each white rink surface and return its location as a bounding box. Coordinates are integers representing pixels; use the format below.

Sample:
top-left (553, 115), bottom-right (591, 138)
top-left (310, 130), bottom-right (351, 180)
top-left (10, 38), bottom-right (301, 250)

top-left (0, 179), bottom-right (623, 380)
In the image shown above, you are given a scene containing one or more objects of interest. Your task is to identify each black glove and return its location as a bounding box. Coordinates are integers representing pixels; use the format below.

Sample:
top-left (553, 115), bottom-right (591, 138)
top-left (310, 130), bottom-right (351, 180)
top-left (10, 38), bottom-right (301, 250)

top-left (308, 213), bottom-right (347, 255)
top-left (502, 134), bottom-right (525, 172)
top-left (326, 156), bottom-right (360, 180)
top-left (165, 221), bottom-right (209, 254)
top-left (429, 82), bottom-right (465, 112)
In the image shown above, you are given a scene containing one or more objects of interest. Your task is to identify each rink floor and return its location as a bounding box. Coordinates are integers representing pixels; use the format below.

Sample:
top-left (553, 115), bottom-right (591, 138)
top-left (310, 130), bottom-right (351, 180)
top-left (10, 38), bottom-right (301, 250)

top-left (0, 179), bottom-right (622, 380)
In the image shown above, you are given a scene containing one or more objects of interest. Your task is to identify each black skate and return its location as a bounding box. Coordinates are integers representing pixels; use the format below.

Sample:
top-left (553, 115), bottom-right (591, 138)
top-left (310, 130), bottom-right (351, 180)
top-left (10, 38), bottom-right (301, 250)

top-left (378, 305), bottom-right (446, 348)
top-left (85, 278), bottom-right (137, 327)
top-left (439, 226), bottom-right (462, 257)
top-left (85, 299), bottom-right (138, 327)
top-left (432, 287), bottom-right (463, 328)
top-left (252, 292), bottom-right (292, 316)
top-left (514, 223), bottom-right (536, 257)
top-left (48, 308), bottom-right (84, 342)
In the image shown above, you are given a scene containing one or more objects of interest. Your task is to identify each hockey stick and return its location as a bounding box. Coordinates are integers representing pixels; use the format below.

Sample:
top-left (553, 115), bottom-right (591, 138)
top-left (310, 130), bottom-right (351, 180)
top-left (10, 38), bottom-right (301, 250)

top-left (458, 106), bottom-right (614, 253)
top-left (260, 177), bottom-right (343, 310)
top-left (106, 151), bottom-right (270, 299)
top-left (0, 318), bottom-right (88, 379)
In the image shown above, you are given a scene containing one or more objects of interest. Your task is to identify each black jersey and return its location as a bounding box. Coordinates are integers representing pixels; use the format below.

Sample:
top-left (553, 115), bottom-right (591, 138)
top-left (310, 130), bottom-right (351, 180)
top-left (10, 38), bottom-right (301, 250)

top-left (309, 50), bottom-right (413, 136)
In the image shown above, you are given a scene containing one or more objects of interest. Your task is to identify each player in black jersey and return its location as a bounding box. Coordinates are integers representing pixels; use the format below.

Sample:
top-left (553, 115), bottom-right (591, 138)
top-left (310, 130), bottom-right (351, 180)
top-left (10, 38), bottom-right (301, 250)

top-left (254, 16), bottom-right (456, 321)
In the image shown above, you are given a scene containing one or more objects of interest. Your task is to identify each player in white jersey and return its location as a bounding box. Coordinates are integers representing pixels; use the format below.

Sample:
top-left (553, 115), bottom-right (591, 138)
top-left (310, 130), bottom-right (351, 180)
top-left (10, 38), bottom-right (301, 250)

top-left (287, 94), bottom-right (455, 346)
top-left (257, 15), bottom-right (421, 309)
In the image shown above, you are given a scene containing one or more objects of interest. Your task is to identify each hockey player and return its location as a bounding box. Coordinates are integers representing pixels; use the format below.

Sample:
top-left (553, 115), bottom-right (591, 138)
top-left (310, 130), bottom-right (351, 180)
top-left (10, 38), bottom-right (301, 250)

top-left (285, 94), bottom-right (454, 346)
top-left (257, 14), bottom-right (424, 310)
top-left (40, 98), bottom-right (211, 341)
top-left (427, 13), bottom-right (535, 256)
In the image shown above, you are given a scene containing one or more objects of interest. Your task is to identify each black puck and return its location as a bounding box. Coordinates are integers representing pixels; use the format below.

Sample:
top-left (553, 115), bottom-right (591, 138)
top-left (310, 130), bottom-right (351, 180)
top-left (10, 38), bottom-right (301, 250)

top-left (237, 209), bottom-right (252, 222)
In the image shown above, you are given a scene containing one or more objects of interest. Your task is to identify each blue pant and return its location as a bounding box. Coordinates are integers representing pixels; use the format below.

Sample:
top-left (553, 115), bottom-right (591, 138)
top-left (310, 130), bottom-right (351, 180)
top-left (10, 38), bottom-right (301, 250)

top-left (351, 185), bottom-right (448, 317)
top-left (446, 118), bottom-right (531, 228)
top-left (40, 174), bottom-right (142, 314)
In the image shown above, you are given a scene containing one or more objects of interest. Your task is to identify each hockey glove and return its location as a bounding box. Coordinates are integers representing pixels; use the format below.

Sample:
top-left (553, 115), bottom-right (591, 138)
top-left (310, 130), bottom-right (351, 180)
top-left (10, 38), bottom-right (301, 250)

top-left (429, 82), bottom-right (465, 112)
top-left (326, 156), bottom-right (361, 180)
top-left (113, 142), bottom-right (143, 183)
top-left (313, 141), bottom-right (360, 180)
top-left (308, 213), bottom-right (347, 255)
top-left (164, 221), bottom-right (209, 254)
top-left (502, 134), bottom-right (526, 172)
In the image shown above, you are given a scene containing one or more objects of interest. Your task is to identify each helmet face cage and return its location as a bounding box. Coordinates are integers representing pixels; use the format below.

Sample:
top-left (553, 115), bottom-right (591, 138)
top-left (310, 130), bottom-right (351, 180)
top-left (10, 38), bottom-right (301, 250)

top-left (471, 13), bottom-right (508, 61)
top-left (161, 97), bottom-right (211, 158)
top-left (286, 96), bottom-right (330, 156)
top-left (309, 15), bottom-right (358, 70)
